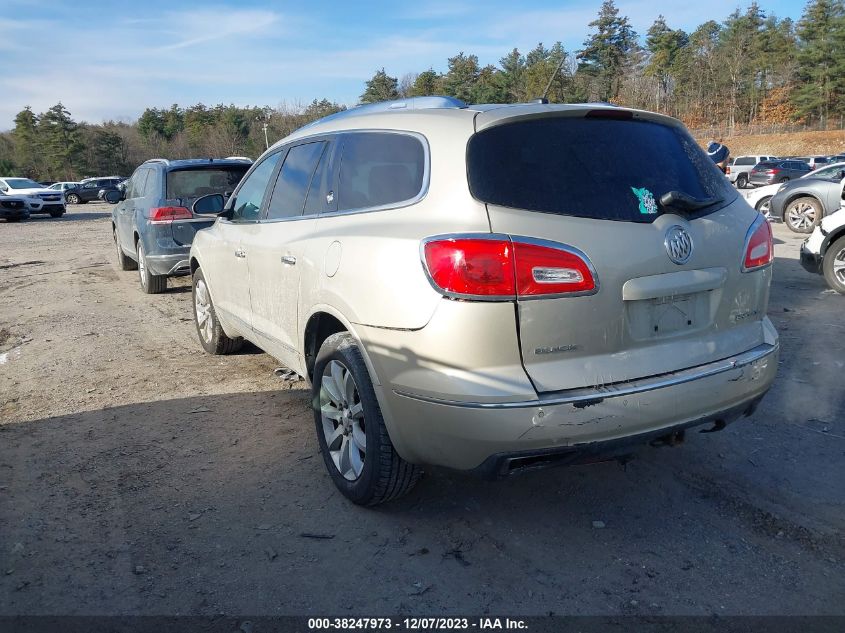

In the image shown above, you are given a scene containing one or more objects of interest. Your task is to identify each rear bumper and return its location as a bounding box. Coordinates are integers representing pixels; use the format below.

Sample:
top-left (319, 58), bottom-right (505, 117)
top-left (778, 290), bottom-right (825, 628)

top-left (800, 241), bottom-right (823, 274)
top-left (144, 251), bottom-right (190, 276)
top-left (376, 341), bottom-right (779, 470)
top-left (472, 396), bottom-right (763, 478)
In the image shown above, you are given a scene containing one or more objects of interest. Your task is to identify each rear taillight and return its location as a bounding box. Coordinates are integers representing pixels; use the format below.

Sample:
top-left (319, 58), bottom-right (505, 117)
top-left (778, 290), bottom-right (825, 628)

top-left (742, 215), bottom-right (774, 272)
top-left (422, 235), bottom-right (597, 300)
top-left (149, 206), bottom-right (191, 223)
top-left (765, 168), bottom-right (780, 174)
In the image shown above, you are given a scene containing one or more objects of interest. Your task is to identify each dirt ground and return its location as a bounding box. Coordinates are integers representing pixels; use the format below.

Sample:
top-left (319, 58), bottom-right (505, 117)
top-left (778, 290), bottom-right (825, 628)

top-left (0, 203), bottom-right (842, 616)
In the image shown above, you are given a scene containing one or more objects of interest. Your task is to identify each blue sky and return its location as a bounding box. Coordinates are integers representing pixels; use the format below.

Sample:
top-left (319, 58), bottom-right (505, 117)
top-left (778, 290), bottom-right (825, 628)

top-left (0, 0), bottom-right (805, 130)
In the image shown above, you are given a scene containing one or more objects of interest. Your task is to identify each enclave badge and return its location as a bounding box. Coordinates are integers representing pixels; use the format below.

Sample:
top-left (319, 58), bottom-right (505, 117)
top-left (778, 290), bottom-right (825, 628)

top-left (664, 225), bottom-right (693, 265)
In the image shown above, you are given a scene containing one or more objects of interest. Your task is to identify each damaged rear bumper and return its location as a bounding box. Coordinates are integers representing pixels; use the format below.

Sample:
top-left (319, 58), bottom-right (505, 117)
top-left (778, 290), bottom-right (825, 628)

top-left (382, 342), bottom-right (779, 471)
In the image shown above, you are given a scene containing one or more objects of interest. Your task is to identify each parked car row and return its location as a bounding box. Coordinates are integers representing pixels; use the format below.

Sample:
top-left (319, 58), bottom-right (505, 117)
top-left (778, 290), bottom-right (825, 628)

top-left (0, 177), bottom-right (66, 219)
top-left (727, 154), bottom-right (842, 189)
top-left (740, 161), bottom-right (845, 233)
top-left (108, 98), bottom-right (779, 506)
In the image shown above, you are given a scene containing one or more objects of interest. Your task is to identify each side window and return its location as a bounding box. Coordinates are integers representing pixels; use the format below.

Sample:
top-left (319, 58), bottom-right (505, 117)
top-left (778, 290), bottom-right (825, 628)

top-left (305, 142), bottom-right (337, 215)
top-left (337, 132), bottom-right (425, 211)
top-left (128, 169), bottom-right (148, 199)
top-left (265, 141), bottom-right (326, 220)
top-left (231, 151), bottom-right (282, 222)
top-left (141, 170), bottom-right (158, 198)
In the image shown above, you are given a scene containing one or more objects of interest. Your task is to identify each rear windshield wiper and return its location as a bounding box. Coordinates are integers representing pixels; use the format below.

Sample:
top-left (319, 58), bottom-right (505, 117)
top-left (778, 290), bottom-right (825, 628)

top-left (659, 191), bottom-right (722, 213)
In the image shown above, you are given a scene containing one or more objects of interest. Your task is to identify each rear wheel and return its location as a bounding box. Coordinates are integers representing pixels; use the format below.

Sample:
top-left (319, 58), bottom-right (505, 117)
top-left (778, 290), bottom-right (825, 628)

top-left (49, 210), bottom-right (64, 218)
top-left (192, 269), bottom-right (243, 354)
top-left (823, 236), bottom-right (845, 294)
top-left (785, 197), bottom-right (821, 233)
top-left (113, 228), bottom-right (137, 271)
top-left (313, 332), bottom-right (422, 506)
top-left (736, 174), bottom-right (748, 189)
top-left (137, 241), bottom-right (167, 293)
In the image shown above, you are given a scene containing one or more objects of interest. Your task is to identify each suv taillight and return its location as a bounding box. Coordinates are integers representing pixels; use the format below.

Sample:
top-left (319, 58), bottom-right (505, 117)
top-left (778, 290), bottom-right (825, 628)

top-left (742, 215), bottom-right (774, 272)
top-left (726, 165), bottom-right (731, 174)
top-left (422, 235), bottom-right (597, 300)
top-left (149, 206), bottom-right (191, 223)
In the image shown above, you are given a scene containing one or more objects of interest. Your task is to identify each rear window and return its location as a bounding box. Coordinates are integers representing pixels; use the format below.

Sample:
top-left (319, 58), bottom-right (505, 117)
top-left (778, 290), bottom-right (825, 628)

top-left (467, 116), bottom-right (734, 223)
top-left (756, 162), bottom-right (778, 169)
top-left (337, 132), bottom-right (425, 211)
top-left (735, 157), bottom-right (756, 166)
top-left (166, 166), bottom-right (249, 200)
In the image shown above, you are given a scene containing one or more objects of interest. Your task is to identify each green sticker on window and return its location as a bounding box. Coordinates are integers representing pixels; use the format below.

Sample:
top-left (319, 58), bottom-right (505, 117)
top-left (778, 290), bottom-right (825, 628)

top-left (631, 187), bottom-right (658, 215)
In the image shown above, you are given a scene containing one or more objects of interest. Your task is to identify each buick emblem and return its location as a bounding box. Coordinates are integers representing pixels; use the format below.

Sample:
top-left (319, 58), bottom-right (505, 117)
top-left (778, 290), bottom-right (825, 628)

top-left (664, 225), bottom-right (693, 265)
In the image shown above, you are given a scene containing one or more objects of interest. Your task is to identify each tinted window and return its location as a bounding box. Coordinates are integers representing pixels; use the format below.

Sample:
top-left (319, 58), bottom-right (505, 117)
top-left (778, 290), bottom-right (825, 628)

top-left (337, 132), bottom-right (425, 211)
top-left (467, 117), bottom-right (734, 223)
top-left (266, 142), bottom-right (326, 220)
top-left (166, 166), bottom-right (248, 200)
top-left (305, 144), bottom-right (337, 215)
top-left (735, 157), bottom-right (756, 166)
top-left (127, 169), bottom-right (148, 199)
top-left (231, 152), bottom-right (282, 222)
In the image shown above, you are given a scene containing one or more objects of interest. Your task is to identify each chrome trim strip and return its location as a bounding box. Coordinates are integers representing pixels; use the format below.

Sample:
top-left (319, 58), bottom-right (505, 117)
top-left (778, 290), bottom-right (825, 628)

top-left (393, 342), bottom-right (778, 409)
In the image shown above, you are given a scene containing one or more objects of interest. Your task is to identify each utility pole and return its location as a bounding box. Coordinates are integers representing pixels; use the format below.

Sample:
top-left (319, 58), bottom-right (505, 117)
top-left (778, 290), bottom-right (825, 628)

top-left (257, 110), bottom-right (270, 150)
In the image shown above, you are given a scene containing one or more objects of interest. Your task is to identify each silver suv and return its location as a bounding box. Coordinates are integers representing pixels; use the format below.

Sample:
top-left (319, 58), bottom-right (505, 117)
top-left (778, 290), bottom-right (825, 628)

top-left (188, 97), bottom-right (779, 505)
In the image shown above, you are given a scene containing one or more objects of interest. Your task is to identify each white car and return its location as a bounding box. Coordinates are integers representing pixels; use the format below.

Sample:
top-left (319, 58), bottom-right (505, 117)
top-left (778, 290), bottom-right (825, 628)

top-left (0, 177), bottom-right (66, 217)
top-left (742, 161), bottom-right (845, 220)
top-left (801, 206), bottom-right (845, 293)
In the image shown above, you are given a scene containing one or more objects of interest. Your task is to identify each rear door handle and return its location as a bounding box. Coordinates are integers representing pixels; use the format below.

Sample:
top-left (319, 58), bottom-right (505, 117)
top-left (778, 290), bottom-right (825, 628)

top-left (281, 255), bottom-right (296, 265)
top-left (234, 248), bottom-right (246, 258)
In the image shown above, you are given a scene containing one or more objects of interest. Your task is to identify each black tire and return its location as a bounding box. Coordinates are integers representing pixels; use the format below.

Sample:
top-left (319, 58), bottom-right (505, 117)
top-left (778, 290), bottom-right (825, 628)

top-left (312, 332), bottom-right (422, 506)
top-left (49, 210), bottom-right (64, 218)
top-left (779, 177), bottom-right (789, 183)
top-left (113, 228), bottom-right (137, 271)
top-left (137, 241), bottom-right (167, 294)
top-left (822, 236), bottom-right (845, 294)
top-left (785, 196), bottom-right (822, 234)
top-left (6, 217), bottom-right (21, 223)
top-left (736, 174), bottom-right (748, 189)
top-left (191, 268), bottom-right (243, 354)
top-left (66, 193), bottom-right (79, 204)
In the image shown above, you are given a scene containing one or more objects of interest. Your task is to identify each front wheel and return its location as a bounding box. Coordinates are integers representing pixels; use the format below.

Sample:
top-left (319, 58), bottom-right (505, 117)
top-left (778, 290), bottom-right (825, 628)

top-left (137, 241), bottom-right (167, 294)
top-left (66, 193), bottom-right (79, 204)
top-left (49, 210), bottom-right (64, 218)
top-left (192, 268), bottom-right (243, 354)
top-left (313, 332), bottom-right (422, 506)
top-left (823, 236), bottom-right (845, 294)
top-left (755, 196), bottom-right (773, 219)
top-left (785, 197), bottom-right (821, 233)
top-left (114, 228), bottom-right (137, 270)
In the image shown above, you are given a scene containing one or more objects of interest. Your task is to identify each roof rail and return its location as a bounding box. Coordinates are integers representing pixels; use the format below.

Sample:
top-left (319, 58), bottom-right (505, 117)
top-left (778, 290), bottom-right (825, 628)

top-left (224, 156), bottom-right (253, 161)
top-left (303, 96), bottom-right (468, 129)
top-left (142, 158), bottom-right (170, 165)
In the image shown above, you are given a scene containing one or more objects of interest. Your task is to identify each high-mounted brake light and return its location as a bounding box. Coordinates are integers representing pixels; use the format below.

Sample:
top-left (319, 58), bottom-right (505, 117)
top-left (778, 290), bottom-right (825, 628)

top-left (584, 109), bottom-right (634, 120)
top-left (422, 235), bottom-right (597, 300)
top-left (742, 214), bottom-right (774, 272)
top-left (149, 206), bottom-right (192, 223)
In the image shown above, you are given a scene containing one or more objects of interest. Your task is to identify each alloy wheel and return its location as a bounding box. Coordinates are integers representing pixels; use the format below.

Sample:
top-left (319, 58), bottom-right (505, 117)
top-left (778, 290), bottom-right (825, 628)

top-left (319, 360), bottom-right (366, 481)
top-left (194, 279), bottom-right (213, 343)
top-left (833, 246), bottom-right (845, 286)
top-left (786, 201), bottom-right (816, 231)
top-left (138, 244), bottom-right (147, 289)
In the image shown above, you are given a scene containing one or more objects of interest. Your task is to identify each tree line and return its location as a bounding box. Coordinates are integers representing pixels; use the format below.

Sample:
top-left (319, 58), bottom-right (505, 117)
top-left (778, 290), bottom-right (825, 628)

top-left (1, 0), bottom-right (842, 181)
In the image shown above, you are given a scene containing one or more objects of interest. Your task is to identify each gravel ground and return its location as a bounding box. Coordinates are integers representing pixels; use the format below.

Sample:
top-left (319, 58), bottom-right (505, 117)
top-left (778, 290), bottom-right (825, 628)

top-left (0, 203), bottom-right (842, 616)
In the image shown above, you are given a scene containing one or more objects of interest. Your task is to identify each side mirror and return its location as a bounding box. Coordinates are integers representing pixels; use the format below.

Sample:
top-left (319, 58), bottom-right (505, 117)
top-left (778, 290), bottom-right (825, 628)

top-left (192, 193), bottom-right (225, 215)
top-left (104, 190), bottom-right (123, 204)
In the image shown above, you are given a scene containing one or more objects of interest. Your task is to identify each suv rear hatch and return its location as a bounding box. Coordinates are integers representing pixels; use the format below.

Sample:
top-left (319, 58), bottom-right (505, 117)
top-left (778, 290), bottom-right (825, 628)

top-left (468, 107), bottom-right (771, 393)
top-left (166, 165), bottom-right (249, 245)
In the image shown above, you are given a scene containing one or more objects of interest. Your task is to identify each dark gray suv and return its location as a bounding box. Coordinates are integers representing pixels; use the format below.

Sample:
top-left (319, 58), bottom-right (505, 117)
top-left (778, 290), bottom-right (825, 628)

top-left (110, 158), bottom-right (251, 293)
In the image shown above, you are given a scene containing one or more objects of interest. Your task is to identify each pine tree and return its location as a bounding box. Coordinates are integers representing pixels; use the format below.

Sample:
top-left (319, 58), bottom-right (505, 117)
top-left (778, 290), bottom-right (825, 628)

top-left (11, 107), bottom-right (41, 178)
top-left (794, 0), bottom-right (845, 126)
top-left (442, 53), bottom-right (481, 103)
top-left (38, 103), bottom-right (84, 180)
top-left (577, 0), bottom-right (638, 102)
top-left (408, 69), bottom-right (441, 97)
top-left (645, 16), bottom-right (688, 112)
top-left (360, 69), bottom-right (399, 103)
